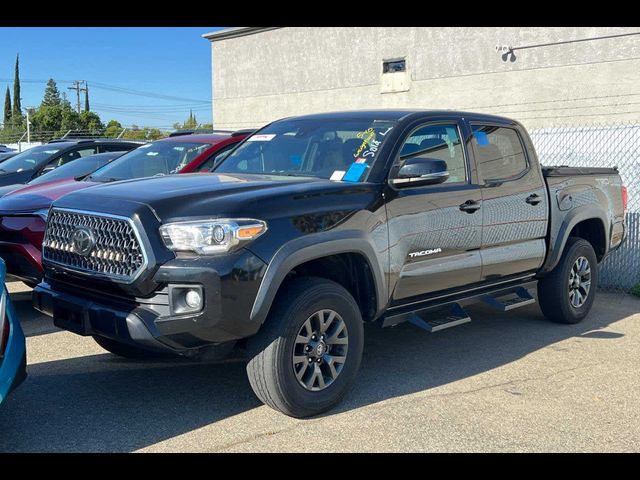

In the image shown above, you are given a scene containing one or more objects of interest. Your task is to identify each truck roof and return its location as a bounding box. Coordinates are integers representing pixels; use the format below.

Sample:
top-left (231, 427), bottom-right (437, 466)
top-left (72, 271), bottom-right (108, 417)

top-left (287, 109), bottom-right (517, 124)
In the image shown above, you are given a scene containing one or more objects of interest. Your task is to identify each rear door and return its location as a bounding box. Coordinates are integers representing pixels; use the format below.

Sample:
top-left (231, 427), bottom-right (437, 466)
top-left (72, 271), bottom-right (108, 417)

top-left (385, 119), bottom-right (483, 304)
top-left (469, 123), bottom-right (548, 280)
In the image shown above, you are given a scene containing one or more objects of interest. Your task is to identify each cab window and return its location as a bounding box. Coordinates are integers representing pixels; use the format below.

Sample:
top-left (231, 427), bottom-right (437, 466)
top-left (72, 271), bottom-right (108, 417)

top-left (396, 124), bottom-right (467, 184)
top-left (472, 126), bottom-right (528, 182)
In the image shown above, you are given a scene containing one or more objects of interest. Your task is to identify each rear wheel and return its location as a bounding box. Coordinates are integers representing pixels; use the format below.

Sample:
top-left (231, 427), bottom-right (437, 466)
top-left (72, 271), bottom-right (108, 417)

top-left (246, 277), bottom-right (364, 418)
top-left (92, 335), bottom-right (174, 359)
top-left (538, 237), bottom-right (598, 324)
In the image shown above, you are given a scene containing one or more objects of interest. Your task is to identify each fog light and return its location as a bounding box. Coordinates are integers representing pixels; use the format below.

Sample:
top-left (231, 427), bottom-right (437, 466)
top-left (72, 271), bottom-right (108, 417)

top-left (168, 284), bottom-right (204, 315)
top-left (185, 289), bottom-right (202, 309)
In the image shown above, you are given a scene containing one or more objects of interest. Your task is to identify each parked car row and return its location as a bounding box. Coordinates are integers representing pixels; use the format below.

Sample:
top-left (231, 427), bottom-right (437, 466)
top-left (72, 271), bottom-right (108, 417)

top-left (1, 111), bottom-right (628, 417)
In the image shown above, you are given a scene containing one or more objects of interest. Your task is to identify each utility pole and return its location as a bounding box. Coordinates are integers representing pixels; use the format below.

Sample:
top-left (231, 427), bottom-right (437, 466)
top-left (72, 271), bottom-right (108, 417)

top-left (68, 80), bottom-right (87, 114)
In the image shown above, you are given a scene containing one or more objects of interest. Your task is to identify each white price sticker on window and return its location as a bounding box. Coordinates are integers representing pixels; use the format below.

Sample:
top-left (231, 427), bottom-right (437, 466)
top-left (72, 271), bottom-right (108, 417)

top-left (247, 134), bottom-right (276, 142)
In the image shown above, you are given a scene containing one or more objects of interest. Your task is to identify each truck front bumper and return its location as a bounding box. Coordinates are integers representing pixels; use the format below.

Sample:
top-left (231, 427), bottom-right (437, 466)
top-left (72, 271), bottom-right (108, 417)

top-left (33, 249), bottom-right (268, 355)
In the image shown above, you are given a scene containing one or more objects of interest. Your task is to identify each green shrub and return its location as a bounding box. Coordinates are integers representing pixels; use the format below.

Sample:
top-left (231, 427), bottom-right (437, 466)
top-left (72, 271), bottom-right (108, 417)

top-left (631, 284), bottom-right (640, 298)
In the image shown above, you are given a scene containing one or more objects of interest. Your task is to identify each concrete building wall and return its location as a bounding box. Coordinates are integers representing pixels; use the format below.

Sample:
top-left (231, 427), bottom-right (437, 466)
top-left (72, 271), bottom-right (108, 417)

top-left (208, 27), bottom-right (640, 130)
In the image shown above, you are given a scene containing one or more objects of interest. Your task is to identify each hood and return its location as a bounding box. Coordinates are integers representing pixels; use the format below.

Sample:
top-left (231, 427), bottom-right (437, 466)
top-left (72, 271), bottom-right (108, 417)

top-left (0, 178), bottom-right (97, 214)
top-left (0, 169), bottom-right (34, 187)
top-left (53, 173), bottom-right (380, 223)
top-left (0, 184), bottom-right (25, 197)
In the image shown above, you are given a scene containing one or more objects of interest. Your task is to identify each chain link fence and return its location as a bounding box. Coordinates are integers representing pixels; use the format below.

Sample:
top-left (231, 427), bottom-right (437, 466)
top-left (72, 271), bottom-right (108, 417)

top-left (0, 128), bottom-right (172, 148)
top-left (529, 123), bottom-right (640, 292)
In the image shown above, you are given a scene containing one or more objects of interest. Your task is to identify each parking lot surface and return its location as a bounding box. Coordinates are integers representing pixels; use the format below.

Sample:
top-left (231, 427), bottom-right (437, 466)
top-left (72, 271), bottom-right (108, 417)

top-left (1, 281), bottom-right (639, 452)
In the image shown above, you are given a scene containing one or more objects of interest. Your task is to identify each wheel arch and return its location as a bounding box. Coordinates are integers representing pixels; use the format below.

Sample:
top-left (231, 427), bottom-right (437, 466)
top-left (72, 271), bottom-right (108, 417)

top-left (249, 230), bottom-right (387, 325)
top-left (540, 206), bottom-right (609, 274)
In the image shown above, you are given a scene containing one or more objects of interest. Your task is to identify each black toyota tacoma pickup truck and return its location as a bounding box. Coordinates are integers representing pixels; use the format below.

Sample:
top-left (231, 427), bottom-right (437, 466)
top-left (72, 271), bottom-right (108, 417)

top-left (33, 110), bottom-right (627, 417)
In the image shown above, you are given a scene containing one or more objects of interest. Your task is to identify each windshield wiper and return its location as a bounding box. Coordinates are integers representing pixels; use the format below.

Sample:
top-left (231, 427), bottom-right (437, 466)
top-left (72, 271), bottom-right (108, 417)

top-left (273, 172), bottom-right (315, 178)
top-left (91, 177), bottom-right (122, 183)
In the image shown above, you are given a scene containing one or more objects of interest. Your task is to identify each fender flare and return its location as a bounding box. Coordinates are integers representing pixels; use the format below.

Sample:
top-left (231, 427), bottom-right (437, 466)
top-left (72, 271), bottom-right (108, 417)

top-left (249, 229), bottom-right (388, 325)
top-left (540, 205), bottom-right (609, 274)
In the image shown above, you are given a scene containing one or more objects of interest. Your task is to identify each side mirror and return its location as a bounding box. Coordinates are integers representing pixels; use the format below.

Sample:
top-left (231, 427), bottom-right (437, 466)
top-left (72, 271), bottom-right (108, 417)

top-left (391, 157), bottom-right (449, 187)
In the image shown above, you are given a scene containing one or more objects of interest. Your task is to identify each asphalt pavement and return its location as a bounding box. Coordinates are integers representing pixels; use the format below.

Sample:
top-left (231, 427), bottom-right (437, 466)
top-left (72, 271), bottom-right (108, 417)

top-left (1, 280), bottom-right (639, 452)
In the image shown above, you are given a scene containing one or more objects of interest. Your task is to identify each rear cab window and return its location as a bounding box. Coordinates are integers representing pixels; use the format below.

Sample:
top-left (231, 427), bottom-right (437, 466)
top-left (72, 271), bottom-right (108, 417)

top-left (472, 125), bottom-right (528, 182)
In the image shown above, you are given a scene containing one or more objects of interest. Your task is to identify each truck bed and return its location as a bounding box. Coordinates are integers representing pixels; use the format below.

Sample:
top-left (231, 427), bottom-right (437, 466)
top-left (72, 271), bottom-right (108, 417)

top-left (542, 166), bottom-right (619, 177)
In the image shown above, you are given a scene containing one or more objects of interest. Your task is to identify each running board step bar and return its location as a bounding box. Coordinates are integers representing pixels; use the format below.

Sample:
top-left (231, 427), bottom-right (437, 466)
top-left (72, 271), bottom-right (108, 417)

top-left (384, 303), bottom-right (471, 332)
top-left (481, 286), bottom-right (535, 311)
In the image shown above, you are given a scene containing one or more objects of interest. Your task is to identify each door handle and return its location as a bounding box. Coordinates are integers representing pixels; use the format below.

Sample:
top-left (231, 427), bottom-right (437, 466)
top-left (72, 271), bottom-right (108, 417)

top-left (526, 194), bottom-right (542, 205)
top-left (459, 200), bottom-right (481, 213)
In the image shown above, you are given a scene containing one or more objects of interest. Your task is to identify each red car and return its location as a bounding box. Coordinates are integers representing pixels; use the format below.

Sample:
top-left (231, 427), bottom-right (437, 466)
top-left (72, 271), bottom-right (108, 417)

top-left (0, 132), bottom-right (250, 286)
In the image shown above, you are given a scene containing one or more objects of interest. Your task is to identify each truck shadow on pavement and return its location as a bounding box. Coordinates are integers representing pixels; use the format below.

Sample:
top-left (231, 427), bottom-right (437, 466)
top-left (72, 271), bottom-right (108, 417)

top-left (0, 292), bottom-right (636, 452)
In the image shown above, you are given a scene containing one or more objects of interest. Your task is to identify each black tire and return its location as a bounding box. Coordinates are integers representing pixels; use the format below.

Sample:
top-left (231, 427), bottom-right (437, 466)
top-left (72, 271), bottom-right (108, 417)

top-left (246, 277), bottom-right (364, 418)
top-left (92, 335), bottom-right (174, 359)
top-left (538, 237), bottom-right (598, 324)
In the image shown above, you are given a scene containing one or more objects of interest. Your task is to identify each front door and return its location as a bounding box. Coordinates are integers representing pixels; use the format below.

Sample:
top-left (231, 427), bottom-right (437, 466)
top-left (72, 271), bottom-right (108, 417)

top-left (386, 121), bottom-right (483, 305)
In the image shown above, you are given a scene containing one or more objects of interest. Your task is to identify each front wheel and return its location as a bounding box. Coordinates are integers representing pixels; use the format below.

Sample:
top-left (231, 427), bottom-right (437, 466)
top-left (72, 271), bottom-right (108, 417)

top-left (246, 277), bottom-right (364, 418)
top-left (538, 237), bottom-right (598, 324)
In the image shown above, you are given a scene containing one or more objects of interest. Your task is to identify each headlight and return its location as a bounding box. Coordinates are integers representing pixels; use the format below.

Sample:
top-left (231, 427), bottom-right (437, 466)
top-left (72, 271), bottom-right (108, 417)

top-left (34, 208), bottom-right (50, 221)
top-left (159, 218), bottom-right (267, 255)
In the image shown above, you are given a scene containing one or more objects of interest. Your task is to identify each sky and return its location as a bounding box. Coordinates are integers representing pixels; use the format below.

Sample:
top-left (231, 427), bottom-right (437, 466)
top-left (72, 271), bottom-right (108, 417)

top-left (0, 27), bottom-right (226, 129)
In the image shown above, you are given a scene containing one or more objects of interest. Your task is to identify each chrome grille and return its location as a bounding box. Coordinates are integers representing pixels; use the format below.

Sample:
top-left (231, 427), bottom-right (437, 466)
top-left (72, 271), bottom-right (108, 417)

top-left (42, 209), bottom-right (147, 282)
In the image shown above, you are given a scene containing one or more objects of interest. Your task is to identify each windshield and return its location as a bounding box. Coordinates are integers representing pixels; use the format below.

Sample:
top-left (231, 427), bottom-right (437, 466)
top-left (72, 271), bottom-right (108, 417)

top-left (28, 154), bottom-right (116, 186)
top-left (0, 144), bottom-right (62, 173)
top-left (88, 141), bottom-right (211, 182)
top-left (214, 118), bottom-right (397, 182)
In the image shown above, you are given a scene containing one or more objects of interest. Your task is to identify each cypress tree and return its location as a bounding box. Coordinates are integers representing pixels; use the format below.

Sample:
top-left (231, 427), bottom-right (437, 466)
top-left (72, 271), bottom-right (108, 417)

top-left (12, 54), bottom-right (21, 119)
top-left (3, 87), bottom-right (11, 128)
top-left (84, 83), bottom-right (90, 112)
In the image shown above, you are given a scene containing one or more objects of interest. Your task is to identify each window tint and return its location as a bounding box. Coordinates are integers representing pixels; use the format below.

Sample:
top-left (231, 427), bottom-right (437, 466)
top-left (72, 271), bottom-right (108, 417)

top-left (0, 144), bottom-right (62, 173)
top-left (197, 143), bottom-right (237, 172)
top-left (29, 154), bottom-right (114, 185)
top-left (396, 124), bottom-right (466, 184)
top-left (472, 126), bottom-right (527, 182)
top-left (52, 147), bottom-right (99, 168)
top-left (88, 141), bottom-right (211, 182)
top-left (216, 118), bottom-right (397, 182)
top-left (99, 144), bottom-right (134, 154)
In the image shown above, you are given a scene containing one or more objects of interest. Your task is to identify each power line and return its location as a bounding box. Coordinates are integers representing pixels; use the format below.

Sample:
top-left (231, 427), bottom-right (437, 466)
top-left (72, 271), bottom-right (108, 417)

top-left (516, 109), bottom-right (640, 120)
top-left (0, 78), bottom-right (210, 104)
top-left (93, 103), bottom-right (210, 113)
top-left (510, 31), bottom-right (640, 52)
top-left (92, 102), bottom-right (210, 109)
top-left (89, 81), bottom-right (210, 104)
top-left (457, 92), bottom-right (640, 111)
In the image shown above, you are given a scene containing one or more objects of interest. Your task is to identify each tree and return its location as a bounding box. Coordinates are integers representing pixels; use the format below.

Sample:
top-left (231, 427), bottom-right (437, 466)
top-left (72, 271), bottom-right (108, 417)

top-left (175, 111), bottom-right (198, 130)
top-left (105, 119), bottom-right (123, 138)
top-left (42, 79), bottom-right (61, 107)
top-left (186, 110), bottom-right (197, 128)
top-left (122, 125), bottom-right (167, 141)
top-left (84, 84), bottom-right (90, 112)
top-left (12, 54), bottom-right (22, 127)
top-left (59, 97), bottom-right (80, 132)
top-left (79, 111), bottom-right (103, 131)
top-left (30, 105), bottom-right (63, 133)
top-left (3, 87), bottom-right (11, 128)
